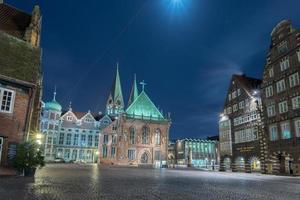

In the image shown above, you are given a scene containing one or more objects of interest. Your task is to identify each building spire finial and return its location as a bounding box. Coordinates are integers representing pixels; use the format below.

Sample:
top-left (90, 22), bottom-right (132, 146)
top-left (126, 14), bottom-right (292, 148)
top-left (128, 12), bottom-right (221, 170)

top-left (53, 85), bottom-right (57, 101)
top-left (140, 80), bottom-right (147, 91)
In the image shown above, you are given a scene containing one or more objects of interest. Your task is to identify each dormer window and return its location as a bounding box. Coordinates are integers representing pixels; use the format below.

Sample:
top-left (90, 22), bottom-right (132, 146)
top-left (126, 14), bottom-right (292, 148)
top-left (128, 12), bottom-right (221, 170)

top-left (280, 57), bottom-right (289, 71)
top-left (67, 116), bottom-right (73, 121)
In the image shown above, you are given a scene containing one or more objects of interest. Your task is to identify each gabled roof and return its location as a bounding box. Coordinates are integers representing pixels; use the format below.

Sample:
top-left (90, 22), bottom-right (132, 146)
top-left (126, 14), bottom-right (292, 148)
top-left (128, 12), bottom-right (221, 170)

top-left (0, 3), bottom-right (31, 39)
top-left (233, 74), bottom-right (261, 92)
top-left (126, 91), bottom-right (164, 120)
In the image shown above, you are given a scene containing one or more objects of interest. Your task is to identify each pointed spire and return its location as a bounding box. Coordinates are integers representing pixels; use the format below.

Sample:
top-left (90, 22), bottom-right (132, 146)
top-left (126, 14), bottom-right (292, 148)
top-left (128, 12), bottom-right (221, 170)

top-left (106, 62), bottom-right (124, 115)
top-left (69, 101), bottom-right (72, 111)
top-left (53, 86), bottom-right (57, 101)
top-left (128, 74), bottom-right (139, 107)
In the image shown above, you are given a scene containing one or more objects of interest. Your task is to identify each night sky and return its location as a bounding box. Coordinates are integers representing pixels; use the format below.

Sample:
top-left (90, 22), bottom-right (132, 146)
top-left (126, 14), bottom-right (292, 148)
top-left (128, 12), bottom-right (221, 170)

top-left (6, 0), bottom-right (300, 139)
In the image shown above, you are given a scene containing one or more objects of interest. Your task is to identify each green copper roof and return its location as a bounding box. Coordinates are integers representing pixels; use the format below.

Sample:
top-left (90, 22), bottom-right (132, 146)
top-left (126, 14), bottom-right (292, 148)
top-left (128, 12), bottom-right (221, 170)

top-left (128, 74), bottom-right (139, 107)
top-left (126, 91), bottom-right (164, 120)
top-left (44, 100), bottom-right (62, 112)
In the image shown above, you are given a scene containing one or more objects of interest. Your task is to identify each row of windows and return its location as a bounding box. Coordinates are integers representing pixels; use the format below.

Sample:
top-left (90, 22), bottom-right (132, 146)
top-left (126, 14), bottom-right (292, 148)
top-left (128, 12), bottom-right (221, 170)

top-left (0, 87), bottom-right (15, 114)
top-left (57, 148), bottom-right (94, 161)
top-left (220, 141), bottom-right (232, 153)
top-left (233, 111), bottom-right (259, 126)
top-left (228, 88), bottom-right (241, 101)
top-left (58, 133), bottom-right (99, 147)
top-left (267, 49), bottom-right (300, 79)
top-left (234, 128), bottom-right (258, 144)
top-left (269, 119), bottom-right (300, 141)
top-left (265, 72), bottom-right (300, 97)
top-left (266, 96), bottom-right (300, 117)
top-left (60, 128), bottom-right (99, 134)
top-left (225, 98), bottom-right (254, 115)
top-left (104, 127), bottom-right (161, 145)
top-left (185, 142), bottom-right (215, 154)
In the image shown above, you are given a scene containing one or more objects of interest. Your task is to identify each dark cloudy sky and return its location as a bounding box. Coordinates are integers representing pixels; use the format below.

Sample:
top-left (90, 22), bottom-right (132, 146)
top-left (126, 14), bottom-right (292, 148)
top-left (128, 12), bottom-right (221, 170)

top-left (7, 0), bottom-right (300, 139)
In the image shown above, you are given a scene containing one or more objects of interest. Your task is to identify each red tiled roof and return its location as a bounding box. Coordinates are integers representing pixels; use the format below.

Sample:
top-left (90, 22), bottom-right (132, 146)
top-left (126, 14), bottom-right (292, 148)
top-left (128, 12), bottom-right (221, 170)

top-left (0, 4), bottom-right (31, 39)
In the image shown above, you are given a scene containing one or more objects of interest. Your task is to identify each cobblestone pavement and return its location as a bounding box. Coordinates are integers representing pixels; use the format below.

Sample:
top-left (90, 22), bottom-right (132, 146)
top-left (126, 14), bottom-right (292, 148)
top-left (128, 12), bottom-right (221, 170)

top-left (0, 164), bottom-right (299, 200)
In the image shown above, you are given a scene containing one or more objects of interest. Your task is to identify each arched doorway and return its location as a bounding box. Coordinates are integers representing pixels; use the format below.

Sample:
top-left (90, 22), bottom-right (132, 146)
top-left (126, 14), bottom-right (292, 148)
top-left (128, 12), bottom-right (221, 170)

top-left (140, 152), bottom-right (149, 164)
top-left (224, 157), bottom-right (231, 171)
top-left (250, 157), bottom-right (261, 172)
top-left (235, 157), bottom-right (245, 172)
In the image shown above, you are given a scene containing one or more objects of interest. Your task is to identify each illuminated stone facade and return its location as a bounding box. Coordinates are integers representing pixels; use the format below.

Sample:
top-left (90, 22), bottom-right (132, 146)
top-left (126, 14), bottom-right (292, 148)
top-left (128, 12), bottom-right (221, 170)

top-left (174, 139), bottom-right (218, 169)
top-left (219, 75), bottom-right (263, 173)
top-left (261, 20), bottom-right (300, 175)
top-left (41, 91), bottom-right (112, 163)
top-left (99, 68), bottom-right (171, 168)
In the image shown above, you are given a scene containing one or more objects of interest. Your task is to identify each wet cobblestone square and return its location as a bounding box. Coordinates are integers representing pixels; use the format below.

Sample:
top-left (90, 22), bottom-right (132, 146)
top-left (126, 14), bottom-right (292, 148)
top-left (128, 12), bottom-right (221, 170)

top-left (0, 164), bottom-right (299, 200)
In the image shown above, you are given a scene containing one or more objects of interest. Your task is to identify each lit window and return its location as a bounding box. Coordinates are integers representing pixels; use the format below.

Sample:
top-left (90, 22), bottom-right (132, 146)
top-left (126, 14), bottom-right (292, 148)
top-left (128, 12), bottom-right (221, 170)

top-left (289, 73), bottom-right (300, 88)
top-left (276, 79), bottom-right (286, 93)
top-left (269, 67), bottom-right (274, 78)
top-left (294, 119), bottom-right (300, 137)
top-left (0, 88), bottom-right (15, 113)
top-left (102, 145), bottom-right (107, 158)
top-left (239, 101), bottom-right (244, 109)
top-left (66, 133), bottom-right (72, 145)
top-left (59, 133), bottom-right (64, 145)
top-left (269, 125), bottom-right (278, 141)
top-left (280, 122), bottom-right (291, 139)
top-left (103, 135), bottom-right (108, 144)
top-left (128, 149), bottom-right (136, 160)
top-left (112, 135), bottom-right (117, 144)
top-left (233, 104), bottom-right (238, 112)
top-left (267, 105), bottom-right (276, 117)
top-left (88, 135), bottom-right (93, 146)
top-left (228, 94), bottom-right (231, 101)
top-left (277, 41), bottom-right (288, 54)
top-left (67, 116), bottom-right (73, 121)
top-left (94, 135), bottom-right (99, 147)
top-left (111, 147), bottom-right (116, 158)
top-left (73, 134), bottom-right (79, 146)
top-left (129, 127), bottom-right (135, 145)
top-left (297, 49), bottom-right (300, 62)
top-left (237, 89), bottom-right (241, 96)
top-left (81, 135), bottom-right (86, 146)
top-left (280, 57), bottom-right (289, 71)
top-left (265, 85), bottom-right (273, 98)
top-left (278, 101), bottom-right (288, 114)
top-left (155, 129), bottom-right (161, 145)
top-left (227, 107), bottom-right (232, 114)
top-left (232, 91), bottom-right (237, 99)
top-left (142, 126), bottom-right (150, 144)
top-left (292, 96), bottom-right (300, 109)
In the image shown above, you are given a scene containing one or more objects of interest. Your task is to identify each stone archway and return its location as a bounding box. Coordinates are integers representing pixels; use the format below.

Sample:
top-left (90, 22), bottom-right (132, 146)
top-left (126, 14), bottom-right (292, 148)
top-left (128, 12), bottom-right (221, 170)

top-left (270, 152), bottom-right (294, 175)
top-left (223, 157), bottom-right (231, 171)
top-left (139, 150), bottom-right (151, 165)
top-left (249, 157), bottom-right (261, 172)
top-left (234, 157), bottom-right (245, 172)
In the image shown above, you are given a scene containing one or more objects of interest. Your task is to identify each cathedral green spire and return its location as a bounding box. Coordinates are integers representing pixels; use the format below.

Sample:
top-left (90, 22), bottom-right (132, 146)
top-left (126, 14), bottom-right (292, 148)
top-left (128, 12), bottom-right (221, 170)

top-left (106, 63), bottom-right (124, 116)
top-left (128, 74), bottom-right (139, 107)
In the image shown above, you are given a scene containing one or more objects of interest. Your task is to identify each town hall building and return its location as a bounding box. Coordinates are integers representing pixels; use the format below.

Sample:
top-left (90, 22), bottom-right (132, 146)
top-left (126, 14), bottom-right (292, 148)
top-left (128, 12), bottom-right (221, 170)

top-left (99, 67), bottom-right (171, 168)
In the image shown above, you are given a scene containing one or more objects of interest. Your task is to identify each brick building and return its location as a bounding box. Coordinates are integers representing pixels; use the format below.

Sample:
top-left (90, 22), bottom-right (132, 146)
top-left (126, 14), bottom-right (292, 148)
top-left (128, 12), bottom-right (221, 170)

top-left (261, 20), bottom-right (300, 175)
top-left (219, 74), bottom-right (263, 173)
top-left (0, 2), bottom-right (42, 167)
top-left (99, 67), bottom-right (171, 168)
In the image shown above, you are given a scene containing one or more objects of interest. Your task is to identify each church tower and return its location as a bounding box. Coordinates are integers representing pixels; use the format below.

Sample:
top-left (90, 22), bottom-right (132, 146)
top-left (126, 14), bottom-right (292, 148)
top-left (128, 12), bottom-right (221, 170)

top-left (106, 63), bottom-right (124, 116)
top-left (127, 74), bottom-right (139, 107)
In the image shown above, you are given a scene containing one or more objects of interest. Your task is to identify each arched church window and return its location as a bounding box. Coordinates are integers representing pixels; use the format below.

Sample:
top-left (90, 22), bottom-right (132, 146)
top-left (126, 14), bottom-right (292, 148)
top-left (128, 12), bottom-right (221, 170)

top-left (142, 126), bottom-right (150, 144)
top-left (155, 129), bottom-right (161, 145)
top-left (129, 127), bottom-right (135, 144)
